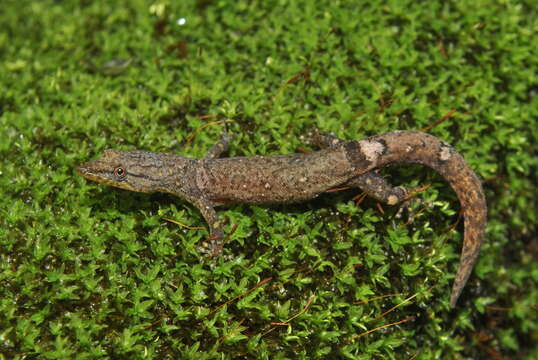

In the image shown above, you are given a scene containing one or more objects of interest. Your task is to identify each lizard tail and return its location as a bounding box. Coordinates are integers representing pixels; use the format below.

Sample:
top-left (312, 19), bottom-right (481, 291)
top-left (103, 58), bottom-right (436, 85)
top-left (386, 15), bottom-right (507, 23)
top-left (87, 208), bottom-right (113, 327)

top-left (352, 131), bottom-right (487, 307)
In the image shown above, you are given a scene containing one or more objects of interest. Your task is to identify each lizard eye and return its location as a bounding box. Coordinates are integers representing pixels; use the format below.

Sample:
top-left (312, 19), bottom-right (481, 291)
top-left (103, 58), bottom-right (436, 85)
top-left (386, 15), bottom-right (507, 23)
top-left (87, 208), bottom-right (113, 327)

top-left (114, 166), bottom-right (126, 179)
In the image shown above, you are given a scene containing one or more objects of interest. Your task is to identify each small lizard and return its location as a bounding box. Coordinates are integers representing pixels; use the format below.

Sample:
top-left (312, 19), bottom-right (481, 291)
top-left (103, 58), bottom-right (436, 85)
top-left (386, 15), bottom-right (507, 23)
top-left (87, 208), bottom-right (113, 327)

top-left (78, 130), bottom-right (487, 307)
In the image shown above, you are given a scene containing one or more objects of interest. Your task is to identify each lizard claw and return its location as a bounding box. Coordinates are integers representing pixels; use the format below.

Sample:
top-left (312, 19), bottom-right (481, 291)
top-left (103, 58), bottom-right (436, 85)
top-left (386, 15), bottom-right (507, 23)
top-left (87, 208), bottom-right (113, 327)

top-left (198, 229), bottom-right (225, 258)
top-left (395, 185), bottom-right (432, 223)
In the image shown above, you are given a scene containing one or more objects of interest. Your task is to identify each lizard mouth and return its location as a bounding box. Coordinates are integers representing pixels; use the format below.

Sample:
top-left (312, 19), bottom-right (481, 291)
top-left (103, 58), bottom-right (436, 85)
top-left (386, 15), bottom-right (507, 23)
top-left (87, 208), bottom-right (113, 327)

top-left (77, 163), bottom-right (114, 186)
top-left (77, 163), bottom-right (96, 179)
top-left (77, 162), bottom-right (149, 193)
top-left (77, 161), bottom-right (121, 187)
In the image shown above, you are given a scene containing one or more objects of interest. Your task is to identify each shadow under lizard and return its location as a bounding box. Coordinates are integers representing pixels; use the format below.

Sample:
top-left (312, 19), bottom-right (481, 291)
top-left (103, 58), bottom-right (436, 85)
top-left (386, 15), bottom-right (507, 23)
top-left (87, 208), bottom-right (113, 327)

top-left (78, 130), bottom-right (487, 308)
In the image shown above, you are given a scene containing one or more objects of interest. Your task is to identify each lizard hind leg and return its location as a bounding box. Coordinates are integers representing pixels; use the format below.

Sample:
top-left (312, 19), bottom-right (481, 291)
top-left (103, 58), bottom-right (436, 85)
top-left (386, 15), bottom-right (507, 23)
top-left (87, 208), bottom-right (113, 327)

top-left (306, 130), bottom-right (428, 219)
top-left (205, 132), bottom-right (235, 159)
top-left (345, 172), bottom-right (429, 222)
top-left (303, 129), bottom-right (345, 149)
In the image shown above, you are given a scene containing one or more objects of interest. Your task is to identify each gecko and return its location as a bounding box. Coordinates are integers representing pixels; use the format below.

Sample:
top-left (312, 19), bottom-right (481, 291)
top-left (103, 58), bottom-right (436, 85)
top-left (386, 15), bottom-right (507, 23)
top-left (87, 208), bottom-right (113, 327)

top-left (78, 130), bottom-right (487, 307)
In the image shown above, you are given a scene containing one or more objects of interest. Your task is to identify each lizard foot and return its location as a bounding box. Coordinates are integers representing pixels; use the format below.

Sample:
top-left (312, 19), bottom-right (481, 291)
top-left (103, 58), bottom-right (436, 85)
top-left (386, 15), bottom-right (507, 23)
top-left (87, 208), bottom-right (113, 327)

top-left (394, 185), bottom-right (432, 223)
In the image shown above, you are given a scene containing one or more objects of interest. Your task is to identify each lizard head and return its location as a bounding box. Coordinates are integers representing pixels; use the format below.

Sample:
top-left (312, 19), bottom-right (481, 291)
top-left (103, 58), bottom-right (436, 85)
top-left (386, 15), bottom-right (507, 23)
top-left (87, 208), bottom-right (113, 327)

top-left (77, 149), bottom-right (175, 193)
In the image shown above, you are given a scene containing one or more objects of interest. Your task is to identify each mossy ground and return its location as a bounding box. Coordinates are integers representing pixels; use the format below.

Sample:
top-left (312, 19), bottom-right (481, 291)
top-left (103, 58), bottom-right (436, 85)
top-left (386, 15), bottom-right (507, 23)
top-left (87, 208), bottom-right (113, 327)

top-left (1, 0), bottom-right (537, 359)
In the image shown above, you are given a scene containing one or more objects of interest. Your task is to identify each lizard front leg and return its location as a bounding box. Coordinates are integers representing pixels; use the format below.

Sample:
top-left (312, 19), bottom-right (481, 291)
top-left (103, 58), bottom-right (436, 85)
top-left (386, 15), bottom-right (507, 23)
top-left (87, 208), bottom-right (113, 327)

top-left (190, 133), bottom-right (235, 256)
top-left (188, 195), bottom-right (225, 257)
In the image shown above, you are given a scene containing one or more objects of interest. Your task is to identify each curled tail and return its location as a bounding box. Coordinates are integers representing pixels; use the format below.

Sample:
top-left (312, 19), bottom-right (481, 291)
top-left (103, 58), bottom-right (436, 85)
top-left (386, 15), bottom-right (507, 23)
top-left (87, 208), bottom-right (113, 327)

top-left (351, 131), bottom-right (487, 307)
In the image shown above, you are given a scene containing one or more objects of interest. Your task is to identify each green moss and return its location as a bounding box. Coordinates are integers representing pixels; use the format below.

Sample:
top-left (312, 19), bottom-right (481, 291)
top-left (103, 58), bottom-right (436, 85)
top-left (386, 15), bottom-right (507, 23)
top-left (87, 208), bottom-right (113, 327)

top-left (1, 0), bottom-right (537, 358)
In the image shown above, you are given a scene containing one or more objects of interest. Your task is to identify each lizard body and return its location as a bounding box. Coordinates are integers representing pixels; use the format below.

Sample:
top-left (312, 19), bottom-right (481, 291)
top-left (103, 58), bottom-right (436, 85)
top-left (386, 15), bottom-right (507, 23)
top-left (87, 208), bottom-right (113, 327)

top-left (78, 130), bottom-right (487, 307)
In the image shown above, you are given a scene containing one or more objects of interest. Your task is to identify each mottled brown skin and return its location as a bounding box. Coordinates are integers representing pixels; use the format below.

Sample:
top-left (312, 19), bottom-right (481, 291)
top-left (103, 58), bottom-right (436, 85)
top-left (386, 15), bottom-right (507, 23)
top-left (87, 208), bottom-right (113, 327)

top-left (78, 131), bottom-right (486, 307)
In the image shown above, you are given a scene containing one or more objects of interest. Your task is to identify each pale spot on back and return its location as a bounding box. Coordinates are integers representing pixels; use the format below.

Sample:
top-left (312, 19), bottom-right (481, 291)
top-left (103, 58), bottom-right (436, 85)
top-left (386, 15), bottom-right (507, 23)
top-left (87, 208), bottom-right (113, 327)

top-left (360, 140), bottom-right (385, 162)
top-left (439, 146), bottom-right (452, 161)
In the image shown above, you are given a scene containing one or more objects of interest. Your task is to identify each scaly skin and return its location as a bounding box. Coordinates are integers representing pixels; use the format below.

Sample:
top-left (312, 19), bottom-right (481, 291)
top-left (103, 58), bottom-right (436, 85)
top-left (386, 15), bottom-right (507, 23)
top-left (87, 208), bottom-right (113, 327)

top-left (78, 131), bottom-right (486, 307)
